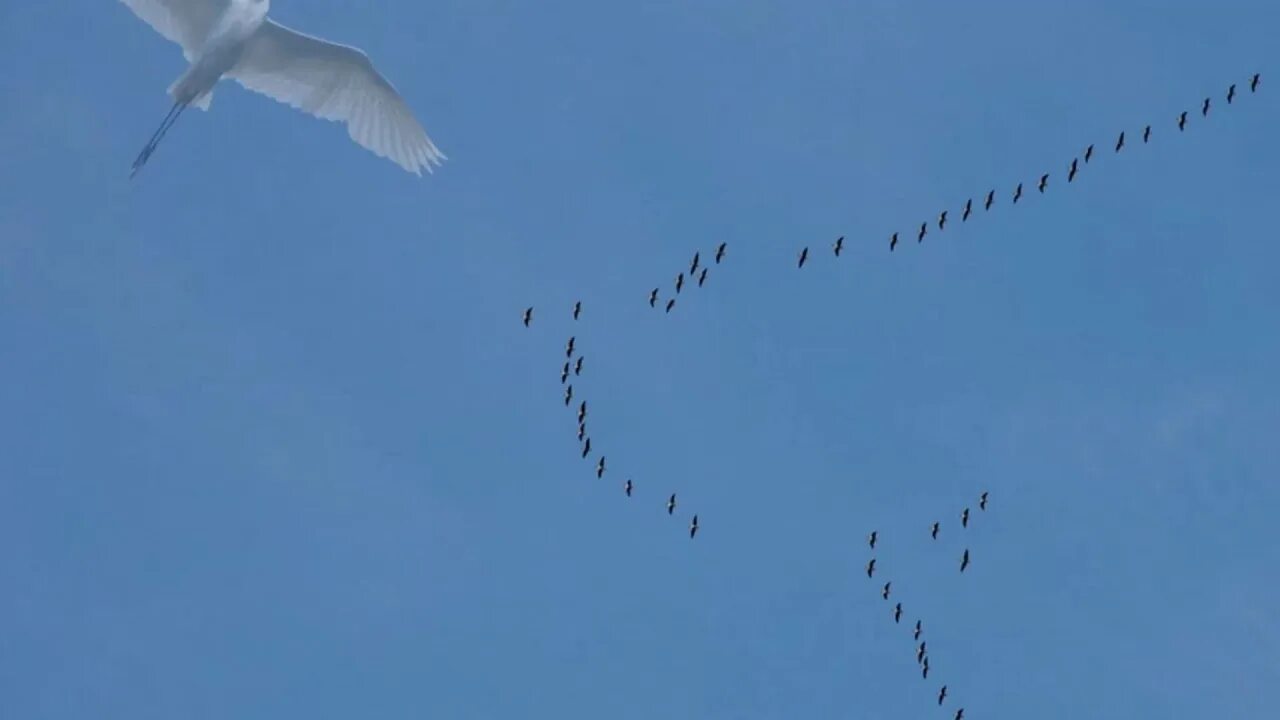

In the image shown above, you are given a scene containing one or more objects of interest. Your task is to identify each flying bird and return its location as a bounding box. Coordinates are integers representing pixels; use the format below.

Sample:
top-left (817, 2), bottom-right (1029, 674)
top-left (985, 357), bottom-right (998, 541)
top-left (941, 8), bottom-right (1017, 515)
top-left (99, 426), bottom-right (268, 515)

top-left (581, 437), bottom-right (591, 458)
top-left (119, 0), bottom-right (445, 177)
top-left (931, 522), bottom-right (939, 540)
top-left (866, 558), bottom-right (876, 578)
top-left (1115, 131), bottom-right (1125, 152)
top-left (665, 298), bottom-right (676, 313)
top-left (960, 548), bottom-right (970, 573)
top-left (675, 273), bottom-right (685, 294)
top-left (1013, 183), bottom-right (1023, 204)
top-left (890, 232), bottom-right (899, 252)
top-left (667, 493), bottom-right (677, 515)
top-left (564, 385), bottom-right (573, 406)
top-left (917, 641), bottom-right (927, 664)
top-left (577, 401), bottom-right (587, 424)
top-left (1251, 72), bottom-right (1261, 92)
top-left (1068, 157), bottom-right (1078, 183)
top-left (798, 247), bottom-right (809, 268)
top-left (572, 301), bottom-right (582, 320)
top-left (914, 620), bottom-right (922, 641)
top-left (624, 479), bottom-right (632, 497)
top-left (922, 658), bottom-right (930, 679)
top-left (917, 222), bottom-right (927, 243)
top-left (961, 507), bottom-right (970, 528)
top-left (596, 456), bottom-right (606, 479)
top-left (1143, 124), bottom-right (1152, 143)
top-left (577, 424), bottom-right (585, 442)
top-left (715, 242), bottom-right (727, 263)
top-left (955, 708), bottom-right (964, 720)
top-left (522, 307), bottom-right (533, 327)
top-left (561, 362), bottom-right (570, 384)
top-left (868, 530), bottom-right (877, 549)
top-left (833, 236), bottom-right (844, 257)
top-left (894, 603), bottom-right (902, 623)
top-left (984, 189), bottom-right (995, 211)
top-left (574, 356), bottom-right (584, 376)
top-left (566, 336), bottom-right (576, 358)
top-left (938, 685), bottom-right (948, 706)
top-left (962, 198), bottom-right (972, 222)
top-left (882, 582), bottom-right (892, 600)
top-left (1038, 173), bottom-right (1049, 193)
top-left (1227, 84), bottom-right (1236, 104)
top-left (1202, 96), bottom-right (1211, 116)
top-left (649, 288), bottom-right (659, 307)
top-left (1084, 144), bottom-right (1094, 163)
top-left (938, 210), bottom-right (948, 230)
top-left (690, 252), bottom-right (701, 276)
top-left (698, 268), bottom-right (708, 287)
top-left (979, 491), bottom-right (988, 511)
top-left (1178, 111), bottom-right (1188, 131)
top-left (689, 514), bottom-right (699, 539)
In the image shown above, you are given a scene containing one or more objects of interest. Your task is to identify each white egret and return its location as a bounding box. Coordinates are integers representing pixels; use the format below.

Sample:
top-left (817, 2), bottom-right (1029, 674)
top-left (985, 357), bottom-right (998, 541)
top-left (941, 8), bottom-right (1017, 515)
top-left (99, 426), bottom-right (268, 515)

top-left (118, 0), bottom-right (445, 177)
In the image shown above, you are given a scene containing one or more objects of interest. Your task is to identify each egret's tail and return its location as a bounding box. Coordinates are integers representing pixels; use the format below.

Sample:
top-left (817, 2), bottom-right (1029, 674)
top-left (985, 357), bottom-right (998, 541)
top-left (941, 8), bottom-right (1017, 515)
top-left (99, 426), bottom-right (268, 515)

top-left (130, 101), bottom-right (188, 179)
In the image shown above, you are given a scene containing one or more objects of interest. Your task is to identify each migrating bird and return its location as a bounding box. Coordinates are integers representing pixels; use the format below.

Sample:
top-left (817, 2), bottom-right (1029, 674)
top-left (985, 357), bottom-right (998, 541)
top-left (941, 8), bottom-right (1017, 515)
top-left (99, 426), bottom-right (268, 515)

top-left (564, 385), bottom-right (573, 406)
top-left (574, 356), bottom-right (583, 376)
top-left (890, 232), bottom-right (899, 252)
top-left (566, 336), bottom-right (576, 358)
top-left (697, 268), bottom-right (708, 287)
top-left (1038, 173), bottom-right (1049, 193)
top-left (667, 493), bottom-right (677, 515)
top-left (577, 424), bottom-right (585, 442)
top-left (922, 657), bottom-right (930, 679)
top-left (624, 479), bottom-right (632, 497)
top-left (522, 307), bottom-right (533, 327)
top-left (894, 603), bottom-right (902, 623)
top-left (1143, 124), bottom-right (1152, 143)
top-left (882, 582), bottom-right (892, 600)
top-left (1115, 130), bottom-right (1125, 153)
top-left (1013, 183), bottom-right (1023, 204)
top-left (689, 515), bottom-right (699, 539)
top-left (938, 210), bottom-right (948, 231)
top-left (665, 298), bottom-right (676, 313)
top-left (979, 491), bottom-right (988, 511)
top-left (649, 288), bottom-right (659, 307)
top-left (931, 522), bottom-right (939, 540)
top-left (690, 252), bottom-right (701, 276)
top-left (1084, 144), bottom-right (1094, 163)
top-left (917, 641), bottom-right (927, 664)
top-left (675, 273), bottom-right (685, 294)
top-left (596, 456), bottom-right (606, 479)
top-left (1227, 84), bottom-right (1236, 104)
top-left (961, 507), bottom-right (970, 528)
top-left (798, 247), bottom-right (809, 268)
top-left (868, 530), bottom-right (878, 549)
top-left (866, 558), bottom-right (876, 578)
top-left (577, 401), bottom-right (587, 424)
top-left (833, 236), bottom-right (844, 257)
top-left (119, 0), bottom-right (445, 178)
top-left (955, 708), bottom-right (964, 720)
top-left (984, 189), bottom-right (995, 211)
top-left (581, 437), bottom-right (591, 458)
top-left (1068, 157), bottom-right (1078, 183)
top-left (917, 222), bottom-right (927, 243)
top-left (1251, 72), bottom-right (1261, 93)
top-left (561, 362), bottom-right (570, 384)
top-left (715, 242), bottom-right (727, 264)
top-left (938, 685), bottom-right (948, 706)
top-left (1202, 96), bottom-right (1211, 116)
top-left (960, 549), bottom-right (970, 573)
top-left (1178, 111), bottom-right (1188, 131)
top-left (572, 301), bottom-right (582, 320)
top-left (914, 620), bottom-right (922, 641)
top-left (962, 198), bottom-right (972, 222)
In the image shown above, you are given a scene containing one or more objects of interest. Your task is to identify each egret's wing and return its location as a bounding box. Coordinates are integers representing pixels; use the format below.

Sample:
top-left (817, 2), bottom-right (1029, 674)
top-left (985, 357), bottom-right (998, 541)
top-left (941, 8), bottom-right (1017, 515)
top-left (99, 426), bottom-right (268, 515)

top-left (118, 0), bottom-right (229, 58)
top-left (229, 20), bottom-right (445, 175)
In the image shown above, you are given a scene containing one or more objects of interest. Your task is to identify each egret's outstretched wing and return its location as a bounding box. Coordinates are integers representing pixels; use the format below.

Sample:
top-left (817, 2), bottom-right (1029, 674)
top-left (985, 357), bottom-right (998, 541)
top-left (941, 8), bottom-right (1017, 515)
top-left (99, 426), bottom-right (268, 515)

top-left (118, 0), bottom-right (229, 58)
top-left (229, 20), bottom-right (445, 175)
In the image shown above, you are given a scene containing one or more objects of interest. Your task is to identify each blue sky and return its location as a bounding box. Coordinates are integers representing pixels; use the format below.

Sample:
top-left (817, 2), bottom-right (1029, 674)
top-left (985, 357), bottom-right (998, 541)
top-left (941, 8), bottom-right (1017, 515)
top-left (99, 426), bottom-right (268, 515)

top-left (1, 1), bottom-right (1277, 717)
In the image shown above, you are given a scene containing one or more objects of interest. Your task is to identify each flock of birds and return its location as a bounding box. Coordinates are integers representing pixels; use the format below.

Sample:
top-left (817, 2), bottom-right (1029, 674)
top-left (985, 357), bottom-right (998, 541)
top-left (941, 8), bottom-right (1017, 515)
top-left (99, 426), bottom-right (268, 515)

top-left (866, 493), bottom-right (989, 718)
top-left (648, 242), bottom-right (729, 314)
top-left (523, 302), bottom-right (701, 538)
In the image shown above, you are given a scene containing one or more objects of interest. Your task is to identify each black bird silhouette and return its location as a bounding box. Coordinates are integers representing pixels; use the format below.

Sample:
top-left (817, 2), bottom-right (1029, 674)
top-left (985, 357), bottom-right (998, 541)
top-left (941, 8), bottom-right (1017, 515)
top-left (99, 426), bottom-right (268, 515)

top-left (675, 273), bottom-right (684, 294)
top-left (962, 507), bottom-right (970, 528)
top-left (564, 385), bottom-right (573, 406)
top-left (1202, 96), bottom-right (1211, 116)
top-left (894, 603), bottom-right (902, 623)
top-left (1178, 111), bottom-right (1187, 131)
top-left (1115, 131), bottom-right (1125, 152)
top-left (577, 401), bottom-right (587, 424)
top-left (798, 247), bottom-right (809, 268)
top-left (649, 288), bottom-right (659, 307)
top-left (665, 298), bottom-right (676, 313)
top-left (890, 232), bottom-right (899, 251)
top-left (574, 356), bottom-right (583, 376)
top-left (917, 642), bottom-right (927, 664)
top-left (523, 307), bottom-right (533, 327)
top-left (979, 491), bottom-right (988, 511)
top-left (914, 620), bottom-right (922, 641)
top-left (596, 456), bottom-right (606, 478)
top-left (1251, 73), bottom-right (1261, 93)
top-left (984, 189), bottom-right (995, 211)
top-left (1038, 173), bottom-right (1049, 193)
top-left (1013, 183), bottom-right (1023, 204)
top-left (866, 558), bottom-right (876, 578)
top-left (918, 222), bottom-right (927, 243)
top-left (1143, 124), bottom-right (1152, 143)
top-left (561, 362), bottom-right (570, 384)
top-left (938, 210), bottom-right (948, 230)
top-left (1068, 157), bottom-right (1078, 183)
top-left (624, 479), bottom-right (632, 497)
top-left (955, 708), bottom-right (964, 720)
top-left (960, 548), bottom-right (970, 573)
top-left (868, 530), bottom-right (877, 549)
top-left (697, 268), bottom-right (708, 287)
top-left (690, 252), bottom-right (700, 276)
top-left (689, 514), bottom-right (699, 539)
top-left (581, 437), bottom-right (591, 458)
top-left (577, 424), bottom-right (585, 442)
top-left (667, 493), bottom-right (677, 515)
top-left (715, 242), bottom-right (727, 263)
top-left (833, 236), bottom-right (844, 257)
top-left (1084, 144), bottom-right (1094, 163)
top-left (573, 301), bottom-right (581, 320)
top-left (962, 198), bottom-right (972, 222)
top-left (938, 685), bottom-right (948, 706)
top-left (566, 336), bottom-right (575, 358)
top-left (882, 582), bottom-right (892, 600)
top-left (922, 659), bottom-right (930, 679)
top-left (1227, 84), bottom-right (1236, 104)
top-left (931, 522), bottom-right (939, 540)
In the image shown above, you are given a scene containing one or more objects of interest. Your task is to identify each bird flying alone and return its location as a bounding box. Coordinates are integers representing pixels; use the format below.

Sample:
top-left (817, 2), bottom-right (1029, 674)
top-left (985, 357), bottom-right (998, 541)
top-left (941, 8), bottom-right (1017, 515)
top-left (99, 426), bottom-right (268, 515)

top-left (715, 242), bottom-right (727, 264)
top-left (960, 548), bottom-right (970, 573)
top-left (979, 491), bottom-right (988, 511)
top-left (1115, 131), bottom-right (1125, 152)
top-left (119, 0), bottom-right (445, 177)
top-left (1179, 111), bottom-right (1188, 131)
top-left (624, 479), bottom-right (632, 497)
top-left (833, 236), bottom-right (844, 257)
top-left (1227, 84), bottom-right (1236, 104)
top-left (798, 247), bottom-right (809, 268)
top-left (931, 522), bottom-right (939, 540)
top-left (1013, 183), bottom-right (1023, 203)
top-left (984, 189), bottom-right (995, 211)
top-left (596, 456), bottom-right (606, 479)
top-left (689, 515), bottom-right (699, 539)
top-left (1038, 173), bottom-right (1049, 193)
top-left (890, 232), bottom-right (899, 252)
top-left (522, 307), bottom-right (532, 327)
top-left (918, 222), bottom-right (927, 243)
top-left (667, 493), bottom-right (677, 515)
top-left (1202, 97), bottom-right (1211, 116)
top-left (1143, 124), bottom-right (1152, 143)
top-left (1252, 72), bottom-right (1261, 92)
top-left (573, 301), bottom-right (582, 320)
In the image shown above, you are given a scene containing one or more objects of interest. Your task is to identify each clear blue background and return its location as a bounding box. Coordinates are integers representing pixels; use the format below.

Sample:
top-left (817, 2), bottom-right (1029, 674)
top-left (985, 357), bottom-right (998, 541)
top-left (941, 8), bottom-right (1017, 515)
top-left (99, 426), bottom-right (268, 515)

top-left (1, 1), bottom-right (1276, 718)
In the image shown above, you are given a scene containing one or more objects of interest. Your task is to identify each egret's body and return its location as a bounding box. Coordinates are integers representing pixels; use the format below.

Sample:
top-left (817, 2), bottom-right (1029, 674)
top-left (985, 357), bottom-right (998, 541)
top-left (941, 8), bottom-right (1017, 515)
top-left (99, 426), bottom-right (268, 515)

top-left (120, 0), bottom-right (444, 177)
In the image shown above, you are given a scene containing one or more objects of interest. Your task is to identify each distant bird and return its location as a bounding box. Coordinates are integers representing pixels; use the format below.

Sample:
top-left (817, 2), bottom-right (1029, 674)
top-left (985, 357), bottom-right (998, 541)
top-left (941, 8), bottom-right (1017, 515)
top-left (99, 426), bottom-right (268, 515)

top-left (596, 456), bottom-right (606, 479)
top-left (833, 236), bottom-right (844, 257)
top-left (689, 514), bottom-right (699, 539)
top-left (715, 242), bottom-right (727, 263)
top-left (574, 356), bottom-right (583, 376)
top-left (690, 252), bottom-right (701, 276)
top-left (665, 298), bottom-right (676, 313)
top-left (1013, 183), bottom-right (1023, 204)
top-left (955, 708), bottom-right (964, 720)
top-left (866, 558), bottom-right (876, 578)
top-left (1115, 130), bottom-right (1125, 152)
top-left (649, 288), bottom-right (659, 307)
top-left (564, 385), bottom-right (573, 406)
top-left (577, 401), bottom-right (587, 424)
top-left (1202, 96), bottom-right (1211, 116)
top-left (573, 301), bottom-right (582, 320)
top-left (960, 548), bottom-right (970, 573)
top-left (890, 232), bottom-right (899, 252)
top-left (917, 641), bottom-right (927, 664)
top-left (961, 507), bottom-right (970, 528)
top-left (1251, 72), bottom-right (1261, 93)
top-left (1178, 111), bottom-right (1187, 131)
top-left (1038, 173), bottom-right (1049, 193)
top-left (697, 268), bottom-right (708, 287)
top-left (675, 273), bottom-right (685, 294)
top-left (931, 522), bottom-right (939, 540)
top-left (962, 198), bottom-right (972, 222)
top-left (938, 685), bottom-right (948, 706)
top-left (566, 336), bottom-right (576, 358)
top-left (561, 362), bottom-right (570, 384)
top-left (894, 603), bottom-right (902, 623)
top-left (1068, 157), bottom-right (1078, 183)
top-left (581, 437), bottom-right (591, 458)
top-left (522, 307), bottom-right (533, 327)
top-left (667, 493), bottom-right (677, 515)
top-left (798, 247), bottom-right (809, 268)
top-left (938, 210), bottom-right (948, 230)
top-left (979, 491), bottom-right (988, 511)
top-left (1227, 84), bottom-right (1236, 104)
top-left (918, 222), bottom-right (927, 243)
top-left (868, 530), bottom-right (878, 549)
top-left (882, 582), bottom-right (892, 600)
top-left (922, 659), bottom-right (930, 679)
top-left (577, 424), bottom-right (585, 442)
top-left (624, 479), bottom-right (632, 497)
top-left (1143, 124), bottom-right (1152, 143)
top-left (1084, 144), bottom-right (1094, 163)
top-left (984, 189), bottom-right (995, 211)
top-left (914, 620), bottom-right (922, 641)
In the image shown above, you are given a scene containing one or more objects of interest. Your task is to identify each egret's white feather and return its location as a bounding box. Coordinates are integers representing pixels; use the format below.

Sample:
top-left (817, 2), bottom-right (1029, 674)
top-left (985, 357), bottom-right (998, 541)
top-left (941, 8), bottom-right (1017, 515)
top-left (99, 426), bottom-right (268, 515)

top-left (229, 20), bottom-right (445, 175)
top-left (118, 0), bottom-right (230, 59)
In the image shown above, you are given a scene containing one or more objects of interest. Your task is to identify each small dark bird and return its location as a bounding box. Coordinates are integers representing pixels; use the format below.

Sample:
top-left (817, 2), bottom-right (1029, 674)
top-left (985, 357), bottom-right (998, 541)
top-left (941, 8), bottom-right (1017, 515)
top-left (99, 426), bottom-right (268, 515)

top-left (689, 514), bottom-right (699, 538)
top-left (573, 301), bottom-right (581, 320)
top-left (960, 548), bottom-right (970, 573)
top-left (1068, 157), bottom-right (1078, 183)
top-left (833, 236), bottom-right (844, 257)
top-left (955, 708), bottom-right (964, 720)
top-left (577, 401), bottom-right (587, 424)
top-left (564, 385), bottom-right (573, 406)
top-left (1178, 111), bottom-right (1187, 131)
top-left (979, 491), bottom-right (988, 511)
top-left (667, 493), bottom-right (677, 515)
top-left (1143, 124), bottom-right (1152, 143)
top-left (1202, 96), bottom-right (1211, 116)
top-left (917, 222), bottom-right (927, 243)
top-left (890, 232), bottom-right (899, 252)
top-left (1251, 73), bottom-right (1261, 93)
top-left (665, 298), bottom-right (676, 313)
top-left (561, 362), bottom-right (570, 384)
top-left (1084, 144), bottom-right (1094, 163)
top-left (894, 603), bottom-right (902, 623)
top-left (1115, 131), bottom-right (1125, 152)
top-left (961, 507), bottom-right (970, 528)
top-left (522, 307), bottom-right (533, 327)
top-left (715, 242), bottom-right (727, 263)
top-left (984, 189), bottom-right (995, 211)
top-left (1038, 173), bottom-right (1049, 193)
top-left (917, 642), bottom-right (927, 664)
top-left (574, 356), bottom-right (583, 376)
top-left (798, 247), bottom-right (809, 268)
top-left (697, 268), bottom-right (707, 287)
top-left (1013, 183), bottom-right (1023, 204)
top-left (866, 558), bottom-right (876, 578)
top-left (624, 479), bottom-right (632, 497)
top-left (938, 685), bottom-right (948, 706)
top-left (649, 288), bottom-right (659, 307)
top-left (962, 198), bottom-right (972, 222)
top-left (882, 582), bottom-right (892, 600)
top-left (938, 210), bottom-right (948, 230)
top-left (1227, 84), bottom-right (1236, 104)
top-left (931, 522), bottom-right (939, 540)
top-left (690, 252), bottom-right (701, 276)
top-left (566, 336), bottom-right (575, 358)
top-left (596, 456), bottom-right (606, 478)
top-left (922, 660), bottom-right (930, 679)
top-left (914, 620), bottom-right (922, 641)
top-left (675, 272), bottom-right (684, 294)
top-left (577, 424), bottom-right (585, 442)
top-left (581, 437), bottom-right (591, 458)
top-left (868, 530), bottom-right (877, 549)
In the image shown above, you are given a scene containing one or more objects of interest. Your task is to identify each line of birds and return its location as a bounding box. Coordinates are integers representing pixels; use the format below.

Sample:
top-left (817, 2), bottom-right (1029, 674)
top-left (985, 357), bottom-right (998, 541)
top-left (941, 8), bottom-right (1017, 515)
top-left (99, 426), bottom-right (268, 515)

top-left (648, 242), bottom-right (729, 314)
top-left (866, 491), bottom-right (989, 718)
top-left (524, 301), bottom-right (700, 538)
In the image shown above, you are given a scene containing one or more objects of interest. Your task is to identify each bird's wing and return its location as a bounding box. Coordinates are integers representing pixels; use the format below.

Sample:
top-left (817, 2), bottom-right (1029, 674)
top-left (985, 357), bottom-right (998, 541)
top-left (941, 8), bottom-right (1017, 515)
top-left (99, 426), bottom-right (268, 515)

top-left (119, 0), bottom-right (230, 58)
top-left (228, 20), bottom-right (445, 175)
